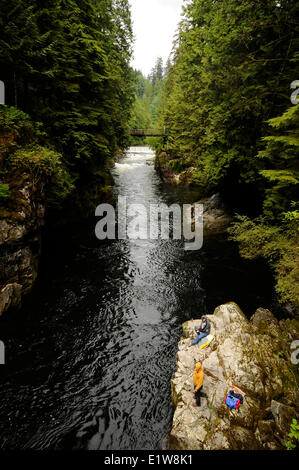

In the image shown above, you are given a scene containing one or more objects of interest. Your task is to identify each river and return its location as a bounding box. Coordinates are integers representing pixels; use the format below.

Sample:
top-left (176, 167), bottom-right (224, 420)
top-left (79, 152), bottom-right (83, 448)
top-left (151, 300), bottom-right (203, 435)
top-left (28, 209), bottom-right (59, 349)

top-left (0, 147), bottom-right (280, 450)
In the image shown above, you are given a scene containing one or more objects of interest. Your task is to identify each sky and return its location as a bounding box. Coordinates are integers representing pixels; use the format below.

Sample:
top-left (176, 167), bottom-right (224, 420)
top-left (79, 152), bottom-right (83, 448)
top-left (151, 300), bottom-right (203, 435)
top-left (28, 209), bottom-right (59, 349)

top-left (129, 0), bottom-right (184, 77)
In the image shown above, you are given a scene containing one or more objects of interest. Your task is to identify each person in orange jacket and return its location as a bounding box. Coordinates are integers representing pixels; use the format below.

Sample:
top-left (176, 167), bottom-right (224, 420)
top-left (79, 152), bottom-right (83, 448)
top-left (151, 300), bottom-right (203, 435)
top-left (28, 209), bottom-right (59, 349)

top-left (193, 362), bottom-right (204, 406)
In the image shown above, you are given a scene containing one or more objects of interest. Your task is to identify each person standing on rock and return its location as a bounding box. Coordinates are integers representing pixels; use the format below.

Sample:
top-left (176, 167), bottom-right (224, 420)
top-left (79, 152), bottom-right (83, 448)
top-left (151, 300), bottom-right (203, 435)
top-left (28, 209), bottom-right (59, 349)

top-left (193, 362), bottom-right (204, 406)
top-left (191, 315), bottom-right (211, 345)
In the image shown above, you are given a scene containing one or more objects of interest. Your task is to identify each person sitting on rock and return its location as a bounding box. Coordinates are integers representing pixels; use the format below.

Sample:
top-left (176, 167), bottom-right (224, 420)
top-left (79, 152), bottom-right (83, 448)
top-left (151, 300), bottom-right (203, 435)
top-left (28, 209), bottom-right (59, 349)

top-left (193, 362), bottom-right (204, 406)
top-left (191, 315), bottom-right (211, 345)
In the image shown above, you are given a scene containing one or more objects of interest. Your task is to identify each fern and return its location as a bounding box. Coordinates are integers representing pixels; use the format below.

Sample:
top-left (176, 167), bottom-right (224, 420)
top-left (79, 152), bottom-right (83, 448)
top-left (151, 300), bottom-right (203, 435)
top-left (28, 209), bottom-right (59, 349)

top-left (0, 183), bottom-right (9, 199)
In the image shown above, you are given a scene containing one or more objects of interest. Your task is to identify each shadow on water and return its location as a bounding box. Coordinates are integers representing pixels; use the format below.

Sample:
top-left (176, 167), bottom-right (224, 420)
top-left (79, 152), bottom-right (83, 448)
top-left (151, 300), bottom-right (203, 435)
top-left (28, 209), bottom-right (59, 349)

top-left (0, 147), bottom-right (281, 450)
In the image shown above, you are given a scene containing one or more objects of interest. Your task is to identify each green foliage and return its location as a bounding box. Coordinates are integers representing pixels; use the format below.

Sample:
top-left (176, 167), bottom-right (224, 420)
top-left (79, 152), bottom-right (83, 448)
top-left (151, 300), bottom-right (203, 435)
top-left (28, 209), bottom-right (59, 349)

top-left (284, 205), bottom-right (299, 222)
top-left (229, 102), bottom-right (299, 311)
top-left (8, 145), bottom-right (74, 203)
top-left (167, 158), bottom-right (192, 173)
top-left (278, 350), bottom-right (285, 359)
top-left (157, 0), bottom-right (299, 197)
top-left (130, 88), bottom-right (152, 129)
top-left (155, 1), bottom-right (299, 310)
top-left (11, 145), bottom-right (60, 179)
top-left (257, 105), bottom-right (299, 219)
top-left (0, 0), bottom-right (134, 189)
top-left (228, 215), bottom-right (299, 310)
top-left (0, 105), bottom-right (32, 128)
top-left (286, 419), bottom-right (299, 450)
top-left (0, 105), bottom-right (73, 205)
top-left (0, 183), bottom-right (9, 199)
top-left (130, 58), bottom-right (167, 137)
top-left (0, 106), bottom-right (37, 155)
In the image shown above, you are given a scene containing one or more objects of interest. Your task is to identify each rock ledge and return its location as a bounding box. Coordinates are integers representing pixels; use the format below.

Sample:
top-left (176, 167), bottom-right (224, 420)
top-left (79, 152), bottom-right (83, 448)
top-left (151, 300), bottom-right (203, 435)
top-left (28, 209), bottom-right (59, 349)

top-left (170, 302), bottom-right (298, 450)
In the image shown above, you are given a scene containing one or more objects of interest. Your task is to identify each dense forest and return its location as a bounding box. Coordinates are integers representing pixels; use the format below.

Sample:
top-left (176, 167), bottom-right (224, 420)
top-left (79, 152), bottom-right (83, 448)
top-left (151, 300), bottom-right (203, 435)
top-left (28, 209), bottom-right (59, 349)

top-left (0, 0), bottom-right (135, 210)
top-left (152, 0), bottom-right (299, 311)
top-left (129, 57), bottom-right (170, 144)
top-left (0, 0), bottom-right (298, 453)
top-left (0, 0), bottom-right (298, 311)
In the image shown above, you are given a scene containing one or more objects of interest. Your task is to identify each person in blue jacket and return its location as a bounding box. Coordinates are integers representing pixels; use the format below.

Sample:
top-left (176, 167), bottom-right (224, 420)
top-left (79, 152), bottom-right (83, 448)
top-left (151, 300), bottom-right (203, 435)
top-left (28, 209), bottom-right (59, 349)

top-left (191, 315), bottom-right (211, 346)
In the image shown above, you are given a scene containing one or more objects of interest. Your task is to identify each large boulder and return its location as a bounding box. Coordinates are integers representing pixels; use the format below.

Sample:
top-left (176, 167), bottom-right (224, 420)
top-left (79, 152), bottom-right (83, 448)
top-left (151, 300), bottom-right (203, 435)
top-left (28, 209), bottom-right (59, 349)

top-left (192, 193), bottom-right (232, 235)
top-left (170, 302), bottom-right (298, 450)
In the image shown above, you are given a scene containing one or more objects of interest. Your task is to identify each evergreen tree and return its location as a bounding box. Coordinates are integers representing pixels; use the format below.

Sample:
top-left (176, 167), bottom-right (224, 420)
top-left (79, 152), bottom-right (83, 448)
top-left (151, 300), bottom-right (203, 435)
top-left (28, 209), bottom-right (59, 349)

top-left (229, 104), bottom-right (299, 310)
top-left (155, 0), bottom-right (299, 310)
top-left (130, 58), bottom-right (167, 134)
top-left (149, 57), bottom-right (164, 87)
top-left (258, 105), bottom-right (299, 219)
top-left (158, 0), bottom-right (299, 208)
top-left (0, 0), bottom-right (135, 190)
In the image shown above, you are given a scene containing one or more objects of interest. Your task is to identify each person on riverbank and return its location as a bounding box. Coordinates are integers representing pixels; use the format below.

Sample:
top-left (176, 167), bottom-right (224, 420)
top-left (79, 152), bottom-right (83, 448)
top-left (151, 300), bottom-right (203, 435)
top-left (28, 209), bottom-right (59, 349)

top-left (191, 315), bottom-right (211, 346)
top-left (193, 362), bottom-right (204, 406)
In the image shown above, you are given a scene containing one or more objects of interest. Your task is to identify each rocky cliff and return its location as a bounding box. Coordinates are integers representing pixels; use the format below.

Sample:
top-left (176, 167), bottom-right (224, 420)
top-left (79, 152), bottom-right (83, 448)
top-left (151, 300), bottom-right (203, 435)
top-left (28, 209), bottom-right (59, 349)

top-left (0, 106), bottom-right (116, 317)
top-left (170, 302), bottom-right (299, 450)
top-left (0, 108), bottom-right (54, 317)
top-left (0, 170), bottom-right (45, 316)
